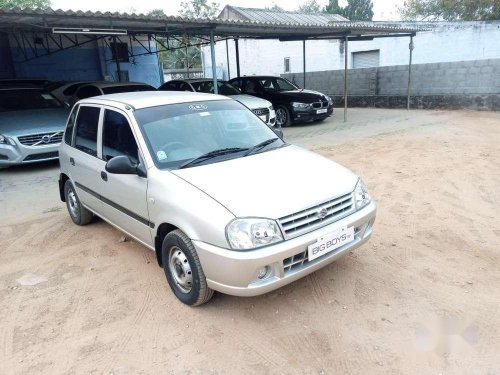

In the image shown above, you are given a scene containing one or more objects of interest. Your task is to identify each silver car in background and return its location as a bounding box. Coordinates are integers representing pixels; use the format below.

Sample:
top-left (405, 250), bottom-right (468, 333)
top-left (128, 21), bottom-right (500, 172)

top-left (0, 87), bottom-right (69, 167)
top-left (58, 91), bottom-right (376, 306)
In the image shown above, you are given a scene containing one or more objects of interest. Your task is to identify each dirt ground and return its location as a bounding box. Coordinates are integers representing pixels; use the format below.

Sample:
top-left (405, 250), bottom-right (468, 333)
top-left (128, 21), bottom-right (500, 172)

top-left (1, 108), bottom-right (499, 374)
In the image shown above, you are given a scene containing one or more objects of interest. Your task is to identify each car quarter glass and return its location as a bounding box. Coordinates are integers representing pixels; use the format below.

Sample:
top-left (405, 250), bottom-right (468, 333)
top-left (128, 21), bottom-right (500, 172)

top-left (74, 106), bottom-right (100, 157)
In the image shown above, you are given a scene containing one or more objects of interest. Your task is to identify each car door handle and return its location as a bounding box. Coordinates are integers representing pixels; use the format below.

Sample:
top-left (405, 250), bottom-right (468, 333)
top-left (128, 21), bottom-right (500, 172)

top-left (69, 157), bottom-right (75, 166)
top-left (100, 171), bottom-right (108, 181)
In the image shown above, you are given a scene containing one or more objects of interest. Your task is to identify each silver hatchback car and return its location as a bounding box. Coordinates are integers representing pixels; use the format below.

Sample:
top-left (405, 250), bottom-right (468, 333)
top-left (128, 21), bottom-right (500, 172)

top-left (59, 92), bottom-right (376, 306)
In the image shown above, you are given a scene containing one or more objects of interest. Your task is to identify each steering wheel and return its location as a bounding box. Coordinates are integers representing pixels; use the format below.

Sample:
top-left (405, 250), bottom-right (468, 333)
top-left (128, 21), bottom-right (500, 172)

top-left (160, 141), bottom-right (187, 154)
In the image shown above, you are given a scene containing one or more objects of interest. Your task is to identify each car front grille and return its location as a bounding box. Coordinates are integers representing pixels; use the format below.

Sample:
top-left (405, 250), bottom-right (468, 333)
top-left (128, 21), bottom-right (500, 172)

top-left (18, 131), bottom-right (63, 146)
top-left (252, 107), bottom-right (270, 116)
top-left (312, 101), bottom-right (329, 109)
top-left (278, 193), bottom-right (354, 239)
top-left (23, 151), bottom-right (59, 161)
top-left (283, 226), bottom-right (363, 275)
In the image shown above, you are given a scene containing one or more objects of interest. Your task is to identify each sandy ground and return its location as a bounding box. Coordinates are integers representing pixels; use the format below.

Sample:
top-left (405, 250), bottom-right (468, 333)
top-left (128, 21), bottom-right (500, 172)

top-left (0, 108), bottom-right (499, 374)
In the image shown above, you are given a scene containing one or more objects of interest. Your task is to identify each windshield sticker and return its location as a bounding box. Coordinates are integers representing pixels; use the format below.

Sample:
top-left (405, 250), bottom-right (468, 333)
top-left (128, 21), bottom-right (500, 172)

top-left (188, 104), bottom-right (208, 111)
top-left (157, 151), bottom-right (167, 161)
top-left (199, 112), bottom-right (210, 117)
top-left (41, 94), bottom-right (53, 100)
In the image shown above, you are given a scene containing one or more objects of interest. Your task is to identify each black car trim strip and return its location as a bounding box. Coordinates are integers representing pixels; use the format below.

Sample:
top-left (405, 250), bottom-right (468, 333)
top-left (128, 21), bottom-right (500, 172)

top-left (74, 181), bottom-right (155, 229)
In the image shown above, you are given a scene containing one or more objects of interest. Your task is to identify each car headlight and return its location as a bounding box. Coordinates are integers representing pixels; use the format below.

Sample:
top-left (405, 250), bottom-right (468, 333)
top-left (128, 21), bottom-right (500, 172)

top-left (226, 218), bottom-right (283, 250)
top-left (269, 105), bottom-right (274, 112)
top-left (327, 96), bottom-right (333, 105)
top-left (0, 134), bottom-right (6, 144)
top-left (291, 102), bottom-right (310, 109)
top-left (0, 134), bottom-right (13, 145)
top-left (354, 178), bottom-right (371, 210)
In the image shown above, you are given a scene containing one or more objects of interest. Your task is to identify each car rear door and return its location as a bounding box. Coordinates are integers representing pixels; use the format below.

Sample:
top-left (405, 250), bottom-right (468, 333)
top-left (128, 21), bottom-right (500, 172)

top-left (96, 106), bottom-right (152, 247)
top-left (68, 105), bottom-right (103, 213)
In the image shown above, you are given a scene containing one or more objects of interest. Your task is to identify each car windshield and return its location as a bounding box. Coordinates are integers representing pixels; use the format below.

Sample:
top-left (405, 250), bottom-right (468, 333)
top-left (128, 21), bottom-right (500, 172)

top-left (0, 89), bottom-right (62, 112)
top-left (102, 85), bottom-right (154, 94)
top-left (259, 77), bottom-right (298, 92)
top-left (190, 81), bottom-right (241, 96)
top-left (135, 100), bottom-right (284, 169)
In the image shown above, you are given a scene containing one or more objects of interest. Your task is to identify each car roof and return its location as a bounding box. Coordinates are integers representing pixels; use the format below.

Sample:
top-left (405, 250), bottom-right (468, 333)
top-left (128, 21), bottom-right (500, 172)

top-left (82, 81), bottom-right (153, 89)
top-left (0, 87), bottom-right (44, 91)
top-left (77, 91), bottom-right (230, 110)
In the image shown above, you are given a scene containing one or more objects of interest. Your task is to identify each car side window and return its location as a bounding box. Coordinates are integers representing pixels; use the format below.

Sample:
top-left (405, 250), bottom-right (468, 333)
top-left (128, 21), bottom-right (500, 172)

top-left (74, 106), bottom-right (100, 157)
top-left (102, 109), bottom-right (138, 163)
top-left (77, 85), bottom-right (101, 99)
top-left (231, 79), bottom-right (241, 89)
top-left (178, 82), bottom-right (192, 92)
top-left (244, 79), bottom-right (260, 94)
top-left (161, 81), bottom-right (178, 91)
top-left (64, 104), bottom-right (79, 145)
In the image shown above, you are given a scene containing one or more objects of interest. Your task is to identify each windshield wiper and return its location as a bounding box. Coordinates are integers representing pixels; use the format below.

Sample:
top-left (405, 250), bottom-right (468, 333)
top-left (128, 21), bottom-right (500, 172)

top-left (178, 147), bottom-right (248, 169)
top-left (244, 138), bottom-right (280, 156)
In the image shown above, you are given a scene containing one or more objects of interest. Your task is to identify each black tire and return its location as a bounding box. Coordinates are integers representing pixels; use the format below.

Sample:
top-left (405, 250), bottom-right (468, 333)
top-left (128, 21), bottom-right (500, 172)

top-left (162, 229), bottom-right (214, 306)
top-left (275, 105), bottom-right (291, 127)
top-left (64, 180), bottom-right (93, 225)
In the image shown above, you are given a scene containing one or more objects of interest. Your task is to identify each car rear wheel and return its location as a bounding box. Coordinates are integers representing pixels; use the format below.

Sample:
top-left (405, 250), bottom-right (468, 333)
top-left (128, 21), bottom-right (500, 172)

top-left (162, 229), bottom-right (214, 306)
top-left (275, 105), bottom-right (291, 127)
top-left (64, 180), bottom-right (93, 225)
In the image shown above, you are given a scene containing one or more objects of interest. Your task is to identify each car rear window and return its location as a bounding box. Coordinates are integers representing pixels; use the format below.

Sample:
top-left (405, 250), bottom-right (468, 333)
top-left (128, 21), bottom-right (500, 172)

top-left (0, 89), bottom-right (62, 112)
top-left (102, 85), bottom-right (155, 94)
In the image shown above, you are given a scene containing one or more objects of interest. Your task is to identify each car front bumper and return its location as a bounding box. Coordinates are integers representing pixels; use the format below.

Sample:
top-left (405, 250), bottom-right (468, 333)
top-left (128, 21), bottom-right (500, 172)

top-left (0, 140), bottom-right (60, 166)
top-left (194, 201), bottom-right (376, 297)
top-left (292, 105), bottom-right (334, 122)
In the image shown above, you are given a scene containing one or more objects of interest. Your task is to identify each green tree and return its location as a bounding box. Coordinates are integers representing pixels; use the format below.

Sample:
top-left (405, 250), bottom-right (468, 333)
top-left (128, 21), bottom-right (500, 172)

top-left (0, 0), bottom-right (51, 8)
top-left (147, 9), bottom-right (166, 17)
top-left (178, 0), bottom-right (220, 19)
top-left (297, 0), bottom-right (322, 13)
top-left (324, 0), bottom-right (374, 20)
top-left (399, 0), bottom-right (499, 21)
top-left (265, 2), bottom-right (285, 11)
top-left (324, 0), bottom-right (343, 15)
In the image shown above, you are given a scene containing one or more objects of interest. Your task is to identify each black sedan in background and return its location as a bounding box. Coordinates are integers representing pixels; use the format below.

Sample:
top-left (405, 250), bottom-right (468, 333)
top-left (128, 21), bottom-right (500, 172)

top-left (228, 76), bottom-right (333, 127)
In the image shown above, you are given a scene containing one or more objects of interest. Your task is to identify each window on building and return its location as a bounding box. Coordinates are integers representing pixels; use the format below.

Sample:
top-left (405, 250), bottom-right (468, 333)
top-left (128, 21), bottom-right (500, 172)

top-left (284, 57), bottom-right (291, 73)
top-left (102, 110), bottom-right (138, 163)
top-left (352, 50), bottom-right (380, 69)
top-left (74, 106), bottom-right (100, 157)
top-left (110, 42), bottom-right (129, 63)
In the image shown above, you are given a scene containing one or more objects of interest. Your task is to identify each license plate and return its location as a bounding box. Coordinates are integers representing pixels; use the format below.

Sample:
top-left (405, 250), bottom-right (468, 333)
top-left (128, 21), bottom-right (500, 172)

top-left (307, 226), bottom-right (354, 261)
top-left (316, 109), bottom-right (327, 114)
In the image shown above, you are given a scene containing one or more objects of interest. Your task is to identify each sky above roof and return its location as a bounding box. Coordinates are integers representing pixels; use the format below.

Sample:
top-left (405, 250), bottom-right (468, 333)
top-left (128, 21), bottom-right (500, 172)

top-left (50, 0), bottom-right (405, 21)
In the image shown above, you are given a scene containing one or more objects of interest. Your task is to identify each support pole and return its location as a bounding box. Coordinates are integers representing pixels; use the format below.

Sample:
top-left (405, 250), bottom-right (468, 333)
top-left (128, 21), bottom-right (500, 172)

top-left (226, 39), bottom-right (231, 79)
top-left (344, 36), bottom-right (348, 122)
top-left (407, 35), bottom-right (414, 110)
top-left (234, 38), bottom-right (240, 77)
top-left (210, 30), bottom-right (218, 94)
top-left (112, 36), bottom-right (121, 82)
top-left (185, 40), bottom-right (190, 78)
top-left (303, 39), bottom-right (306, 88)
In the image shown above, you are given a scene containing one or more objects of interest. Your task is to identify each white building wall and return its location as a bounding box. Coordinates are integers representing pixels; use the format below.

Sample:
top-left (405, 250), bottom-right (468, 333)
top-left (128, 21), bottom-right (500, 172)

top-left (203, 21), bottom-right (500, 79)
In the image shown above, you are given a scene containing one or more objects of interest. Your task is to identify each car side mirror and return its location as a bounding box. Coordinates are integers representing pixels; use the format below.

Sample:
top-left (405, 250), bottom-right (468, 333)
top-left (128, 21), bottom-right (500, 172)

top-left (105, 155), bottom-right (147, 177)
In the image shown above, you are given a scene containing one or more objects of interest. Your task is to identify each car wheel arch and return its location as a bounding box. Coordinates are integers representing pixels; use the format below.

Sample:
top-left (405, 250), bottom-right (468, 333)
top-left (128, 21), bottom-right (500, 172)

top-left (59, 173), bottom-right (70, 202)
top-left (154, 222), bottom-right (179, 267)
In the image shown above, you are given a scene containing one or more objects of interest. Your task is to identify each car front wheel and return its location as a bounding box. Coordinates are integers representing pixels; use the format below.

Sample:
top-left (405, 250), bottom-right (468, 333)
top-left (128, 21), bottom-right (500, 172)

top-left (162, 229), bottom-right (214, 306)
top-left (275, 105), bottom-right (291, 127)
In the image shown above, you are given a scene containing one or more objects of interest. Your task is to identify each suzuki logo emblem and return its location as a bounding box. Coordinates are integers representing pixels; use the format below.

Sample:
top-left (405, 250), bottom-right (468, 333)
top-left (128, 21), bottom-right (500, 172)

top-left (317, 208), bottom-right (328, 219)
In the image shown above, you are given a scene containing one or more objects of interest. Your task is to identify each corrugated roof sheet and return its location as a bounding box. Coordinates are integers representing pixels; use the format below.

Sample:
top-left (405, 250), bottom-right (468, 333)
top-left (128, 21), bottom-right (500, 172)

top-left (0, 7), bottom-right (425, 36)
top-left (222, 5), bottom-right (349, 24)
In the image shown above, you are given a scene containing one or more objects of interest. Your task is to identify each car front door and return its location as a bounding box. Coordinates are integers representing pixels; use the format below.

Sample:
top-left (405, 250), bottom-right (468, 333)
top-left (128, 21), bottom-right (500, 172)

top-left (96, 107), bottom-right (152, 247)
top-left (68, 105), bottom-right (104, 213)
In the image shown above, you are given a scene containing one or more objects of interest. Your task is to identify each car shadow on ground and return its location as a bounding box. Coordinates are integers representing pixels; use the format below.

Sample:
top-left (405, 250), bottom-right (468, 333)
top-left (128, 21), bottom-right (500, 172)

top-left (0, 159), bottom-right (60, 174)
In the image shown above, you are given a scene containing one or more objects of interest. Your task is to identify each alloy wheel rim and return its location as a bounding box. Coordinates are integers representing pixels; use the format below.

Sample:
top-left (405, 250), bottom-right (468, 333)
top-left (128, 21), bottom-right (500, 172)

top-left (68, 189), bottom-right (79, 218)
top-left (276, 108), bottom-right (287, 126)
top-left (168, 246), bottom-right (193, 293)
